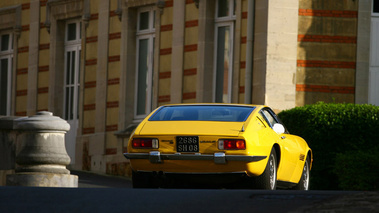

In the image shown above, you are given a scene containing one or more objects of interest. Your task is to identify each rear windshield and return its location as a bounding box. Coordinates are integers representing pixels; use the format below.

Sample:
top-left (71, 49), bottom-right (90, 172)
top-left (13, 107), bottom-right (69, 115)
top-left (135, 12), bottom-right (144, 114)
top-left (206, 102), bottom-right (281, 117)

top-left (149, 105), bottom-right (255, 122)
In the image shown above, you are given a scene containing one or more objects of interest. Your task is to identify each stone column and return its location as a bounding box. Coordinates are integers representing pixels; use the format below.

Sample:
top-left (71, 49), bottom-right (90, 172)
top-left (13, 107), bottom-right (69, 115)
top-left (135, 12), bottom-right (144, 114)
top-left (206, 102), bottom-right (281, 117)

top-left (6, 111), bottom-right (78, 187)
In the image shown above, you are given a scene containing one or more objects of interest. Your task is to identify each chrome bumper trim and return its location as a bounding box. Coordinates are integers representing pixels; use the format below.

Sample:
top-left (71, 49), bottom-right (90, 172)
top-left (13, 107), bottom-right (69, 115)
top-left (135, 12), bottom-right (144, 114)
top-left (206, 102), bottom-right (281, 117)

top-left (123, 152), bottom-right (267, 164)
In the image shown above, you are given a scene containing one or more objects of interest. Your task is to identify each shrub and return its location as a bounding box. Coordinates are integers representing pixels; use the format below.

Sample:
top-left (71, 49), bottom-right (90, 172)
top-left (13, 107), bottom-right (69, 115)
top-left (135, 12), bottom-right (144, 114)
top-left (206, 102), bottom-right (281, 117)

top-left (278, 102), bottom-right (379, 190)
top-left (334, 148), bottom-right (379, 190)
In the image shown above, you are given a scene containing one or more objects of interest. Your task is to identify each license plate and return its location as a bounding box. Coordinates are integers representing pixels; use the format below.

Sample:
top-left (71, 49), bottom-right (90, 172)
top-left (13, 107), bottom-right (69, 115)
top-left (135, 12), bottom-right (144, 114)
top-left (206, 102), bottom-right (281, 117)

top-left (176, 136), bottom-right (199, 152)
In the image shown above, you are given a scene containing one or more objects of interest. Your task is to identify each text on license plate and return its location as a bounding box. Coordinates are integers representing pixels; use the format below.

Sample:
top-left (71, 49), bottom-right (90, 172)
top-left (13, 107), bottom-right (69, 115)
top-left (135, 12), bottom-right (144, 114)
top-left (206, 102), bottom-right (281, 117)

top-left (176, 136), bottom-right (199, 152)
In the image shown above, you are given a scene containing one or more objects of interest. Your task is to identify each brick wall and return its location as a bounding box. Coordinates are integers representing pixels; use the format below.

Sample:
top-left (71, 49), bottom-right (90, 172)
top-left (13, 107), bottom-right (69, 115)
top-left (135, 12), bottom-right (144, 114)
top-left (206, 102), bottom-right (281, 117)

top-left (296, 0), bottom-right (358, 105)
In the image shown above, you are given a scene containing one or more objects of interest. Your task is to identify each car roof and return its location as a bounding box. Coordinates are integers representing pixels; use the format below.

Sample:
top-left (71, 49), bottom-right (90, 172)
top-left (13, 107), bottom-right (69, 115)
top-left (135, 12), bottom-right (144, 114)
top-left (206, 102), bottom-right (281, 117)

top-left (158, 103), bottom-right (265, 108)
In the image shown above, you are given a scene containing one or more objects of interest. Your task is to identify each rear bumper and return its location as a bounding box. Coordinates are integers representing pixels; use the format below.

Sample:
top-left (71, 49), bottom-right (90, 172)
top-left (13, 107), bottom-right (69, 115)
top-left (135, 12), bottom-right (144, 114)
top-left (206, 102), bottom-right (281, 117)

top-left (124, 151), bottom-right (267, 164)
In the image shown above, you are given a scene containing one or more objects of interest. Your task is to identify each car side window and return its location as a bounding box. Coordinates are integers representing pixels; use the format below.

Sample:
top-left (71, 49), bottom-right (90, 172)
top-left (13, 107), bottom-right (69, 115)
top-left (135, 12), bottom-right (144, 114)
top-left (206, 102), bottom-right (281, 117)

top-left (259, 108), bottom-right (279, 128)
top-left (260, 108), bottom-right (290, 134)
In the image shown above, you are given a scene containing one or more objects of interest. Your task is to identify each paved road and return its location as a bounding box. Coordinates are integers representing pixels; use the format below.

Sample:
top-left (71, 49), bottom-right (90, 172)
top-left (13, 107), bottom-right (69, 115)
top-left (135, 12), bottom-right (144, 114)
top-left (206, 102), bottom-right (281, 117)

top-left (71, 170), bottom-right (132, 188)
top-left (0, 171), bottom-right (377, 213)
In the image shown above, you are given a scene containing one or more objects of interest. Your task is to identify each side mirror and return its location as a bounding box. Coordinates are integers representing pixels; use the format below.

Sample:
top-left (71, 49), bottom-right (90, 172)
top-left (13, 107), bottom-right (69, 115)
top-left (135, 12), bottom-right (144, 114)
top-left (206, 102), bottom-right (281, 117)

top-left (273, 123), bottom-right (285, 134)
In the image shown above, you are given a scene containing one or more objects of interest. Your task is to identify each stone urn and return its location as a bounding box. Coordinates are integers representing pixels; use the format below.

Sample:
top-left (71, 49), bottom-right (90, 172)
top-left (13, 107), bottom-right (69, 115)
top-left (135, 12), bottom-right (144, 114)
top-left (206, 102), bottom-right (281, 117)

top-left (6, 111), bottom-right (78, 187)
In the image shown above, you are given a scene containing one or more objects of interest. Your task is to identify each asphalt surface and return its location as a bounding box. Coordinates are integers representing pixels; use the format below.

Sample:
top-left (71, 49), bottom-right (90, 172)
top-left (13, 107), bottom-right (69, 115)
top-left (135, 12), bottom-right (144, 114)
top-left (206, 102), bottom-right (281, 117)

top-left (71, 170), bottom-right (132, 188)
top-left (0, 171), bottom-right (378, 213)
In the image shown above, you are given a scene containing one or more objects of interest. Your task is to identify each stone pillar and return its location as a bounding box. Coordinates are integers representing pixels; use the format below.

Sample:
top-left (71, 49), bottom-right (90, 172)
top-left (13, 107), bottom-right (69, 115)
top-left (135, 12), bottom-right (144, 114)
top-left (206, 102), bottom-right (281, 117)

top-left (6, 111), bottom-right (78, 187)
top-left (0, 116), bottom-right (18, 186)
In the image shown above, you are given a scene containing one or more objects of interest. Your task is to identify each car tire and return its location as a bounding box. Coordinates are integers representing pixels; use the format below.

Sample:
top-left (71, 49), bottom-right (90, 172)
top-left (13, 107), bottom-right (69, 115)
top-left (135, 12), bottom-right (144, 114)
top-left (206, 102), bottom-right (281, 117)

top-left (254, 148), bottom-right (277, 190)
top-left (294, 156), bottom-right (310, 190)
top-left (132, 170), bottom-right (157, 188)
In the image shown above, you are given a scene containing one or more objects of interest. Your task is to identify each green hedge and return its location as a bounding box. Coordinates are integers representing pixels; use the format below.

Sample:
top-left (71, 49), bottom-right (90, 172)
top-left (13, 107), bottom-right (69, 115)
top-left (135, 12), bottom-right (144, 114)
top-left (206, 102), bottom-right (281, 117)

top-left (278, 102), bottom-right (379, 190)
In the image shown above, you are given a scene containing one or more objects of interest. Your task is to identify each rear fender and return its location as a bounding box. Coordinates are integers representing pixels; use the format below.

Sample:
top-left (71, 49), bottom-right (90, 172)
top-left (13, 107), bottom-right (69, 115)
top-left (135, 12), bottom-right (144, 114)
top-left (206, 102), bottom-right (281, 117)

top-left (290, 148), bottom-right (312, 184)
top-left (245, 144), bottom-right (275, 177)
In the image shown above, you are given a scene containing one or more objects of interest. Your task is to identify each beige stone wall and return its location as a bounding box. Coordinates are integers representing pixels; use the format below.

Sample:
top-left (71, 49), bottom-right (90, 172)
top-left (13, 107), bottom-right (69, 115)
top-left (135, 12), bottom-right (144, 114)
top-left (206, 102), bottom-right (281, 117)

top-left (16, 2), bottom-right (31, 116)
top-left (82, 1), bottom-right (98, 136)
top-left (158, 2), bottom-right (173, 105)
top-left (251, 0), bottom-right (299, 111)
top-left (182, 2), bottom-right (198, 103)
top-left (105, 0), bottom-right (122, 168)
top-left (0, 1), bottom-right (52, 116)
top-left (239, 0), bottom-right (248, 103)
top-left (296, 0), bottom-right (358, 106)
top-left (38, 1), bottom-right (49, 112)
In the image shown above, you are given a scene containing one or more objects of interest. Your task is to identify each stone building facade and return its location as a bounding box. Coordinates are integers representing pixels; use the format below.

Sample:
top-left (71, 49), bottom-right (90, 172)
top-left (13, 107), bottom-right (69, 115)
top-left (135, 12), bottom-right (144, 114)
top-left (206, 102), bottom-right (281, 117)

top-left (0, 0), bottom-right (377, 176)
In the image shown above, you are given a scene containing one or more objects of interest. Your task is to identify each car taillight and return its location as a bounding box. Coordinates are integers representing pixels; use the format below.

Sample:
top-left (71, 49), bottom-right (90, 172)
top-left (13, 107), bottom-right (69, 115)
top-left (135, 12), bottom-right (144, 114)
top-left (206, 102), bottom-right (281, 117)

top-left (132, 138), bottom-right (159, 149)
top-left (218, 139), bottom-right (246, 150)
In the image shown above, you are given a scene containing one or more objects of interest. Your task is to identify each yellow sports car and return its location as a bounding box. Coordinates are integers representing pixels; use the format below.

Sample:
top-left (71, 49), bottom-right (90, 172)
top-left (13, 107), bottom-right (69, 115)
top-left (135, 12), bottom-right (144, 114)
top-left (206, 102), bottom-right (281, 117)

top-left (124, 104), bottom-right (312, 190)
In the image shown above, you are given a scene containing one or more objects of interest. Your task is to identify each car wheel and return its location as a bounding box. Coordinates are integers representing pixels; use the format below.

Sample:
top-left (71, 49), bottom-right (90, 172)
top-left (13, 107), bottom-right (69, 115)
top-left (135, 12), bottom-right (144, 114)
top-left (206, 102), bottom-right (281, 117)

top-left (132, 170), bottom-right (157, 188)
top-left (255, 148), bottom-right (277, 190)
top-left (294, 156), bottom-right (310, 190)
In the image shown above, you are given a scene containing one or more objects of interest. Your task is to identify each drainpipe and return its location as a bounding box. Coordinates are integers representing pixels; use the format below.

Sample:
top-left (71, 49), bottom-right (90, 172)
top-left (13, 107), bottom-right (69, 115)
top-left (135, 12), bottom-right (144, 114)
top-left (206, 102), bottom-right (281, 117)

top-left (245, 0), bottom-right (255, 104)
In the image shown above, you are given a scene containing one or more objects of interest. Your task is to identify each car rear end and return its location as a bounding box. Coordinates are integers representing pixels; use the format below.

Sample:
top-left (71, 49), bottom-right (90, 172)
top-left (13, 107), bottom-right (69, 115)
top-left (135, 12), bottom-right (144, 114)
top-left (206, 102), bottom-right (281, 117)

top-left (124, 104), bottom-right (269, 187)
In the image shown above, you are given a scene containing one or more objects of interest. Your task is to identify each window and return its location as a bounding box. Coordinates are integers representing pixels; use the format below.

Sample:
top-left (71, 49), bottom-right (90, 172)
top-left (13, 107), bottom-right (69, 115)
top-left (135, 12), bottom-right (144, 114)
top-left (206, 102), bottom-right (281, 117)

top-left (64, 20), bottom-right (81, 120)
top-left (0, 33), bottom-right (13, 115)
top-left (214, 0), bottom-right (236, 103)
top-left (374, 0), bottom-right (379, 14)
top-left (149, 105), bottom-right (255, 122)
top-left (135, 7), bottom-right (155, 119)
top-left (260, 109), bottom-right (279, 128)
top-left (260, 108), bottom-right (290, 134)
